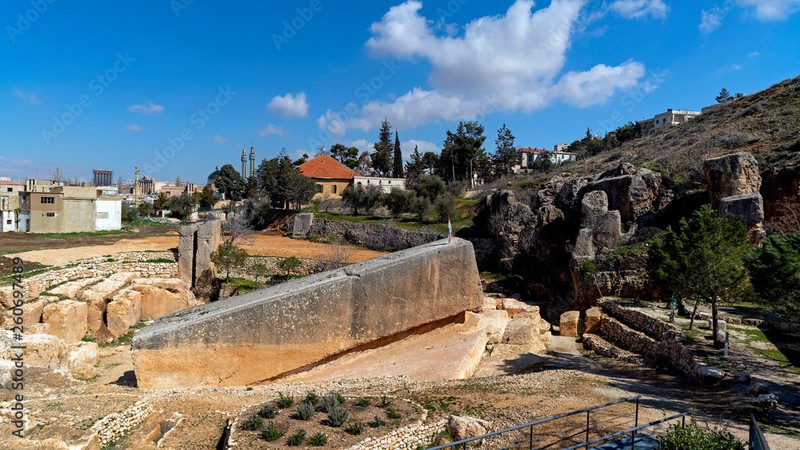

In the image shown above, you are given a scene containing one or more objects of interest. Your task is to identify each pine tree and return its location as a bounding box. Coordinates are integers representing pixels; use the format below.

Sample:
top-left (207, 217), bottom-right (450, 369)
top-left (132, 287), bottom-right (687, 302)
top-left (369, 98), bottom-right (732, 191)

top-left (493, 123), bottom-right (516, 177)
top-left (715, 87), bottom-right (731, 103)
top-left (392, 131), bottom-right (403, 178)
top-left (371, 119), bottom-right (393, 176)
top-left (404, 145), bottom-right (424, 188)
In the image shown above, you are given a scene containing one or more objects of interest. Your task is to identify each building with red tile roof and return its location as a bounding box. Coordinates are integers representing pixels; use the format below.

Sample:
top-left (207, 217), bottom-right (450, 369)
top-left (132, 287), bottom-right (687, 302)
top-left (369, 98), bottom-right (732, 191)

top-left (298, 155), bottom-right (360, 198)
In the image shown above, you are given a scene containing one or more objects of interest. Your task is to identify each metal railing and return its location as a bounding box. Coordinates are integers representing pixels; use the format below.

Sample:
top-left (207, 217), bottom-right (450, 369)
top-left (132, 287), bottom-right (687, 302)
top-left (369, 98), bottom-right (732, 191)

top-left (428, 395), bottom-right (687, 450)
top-left (749, 414), bottom-right (771, 450)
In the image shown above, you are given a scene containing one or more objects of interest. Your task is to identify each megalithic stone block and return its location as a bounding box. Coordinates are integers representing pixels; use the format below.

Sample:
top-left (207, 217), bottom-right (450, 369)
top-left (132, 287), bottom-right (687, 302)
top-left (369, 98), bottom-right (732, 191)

top-left (131, 238), bottom-right (483, 388)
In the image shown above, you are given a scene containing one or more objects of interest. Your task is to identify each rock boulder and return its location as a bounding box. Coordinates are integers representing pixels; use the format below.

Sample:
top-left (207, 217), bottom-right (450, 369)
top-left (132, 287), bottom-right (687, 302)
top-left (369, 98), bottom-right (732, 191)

top-left (559, 310), bottom-right (580, 337)
top-left (42, 300), bottom-right (88, 343)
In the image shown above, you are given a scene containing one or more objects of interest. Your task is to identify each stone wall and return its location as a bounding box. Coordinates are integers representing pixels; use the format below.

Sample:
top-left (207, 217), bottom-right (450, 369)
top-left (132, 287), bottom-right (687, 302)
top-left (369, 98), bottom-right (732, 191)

top-left (596, 299), bottom-right (708, 382)
top-left (228, 256), bottom-right (328, 280)
top-left (90, 400), bottom-right (153, 447)
top-left (132, 238), bottom-right (484, 388)
top-left (348, 418), bottom-right (447, 450)
top-left (307, 217), bottom-right (441, 250)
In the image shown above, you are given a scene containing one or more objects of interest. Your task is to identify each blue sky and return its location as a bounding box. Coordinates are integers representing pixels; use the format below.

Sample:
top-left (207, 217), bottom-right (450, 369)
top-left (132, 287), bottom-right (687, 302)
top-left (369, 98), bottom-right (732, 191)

top-left (2, 0), bottom-right (799, 184)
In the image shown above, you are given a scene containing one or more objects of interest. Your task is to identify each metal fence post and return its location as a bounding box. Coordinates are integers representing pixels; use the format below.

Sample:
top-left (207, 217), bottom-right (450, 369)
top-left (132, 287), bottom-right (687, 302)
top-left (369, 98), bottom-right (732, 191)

top-left (529, 424), bottom-right (533, 450)
top-left (585, 410), bottom-right (591, 450)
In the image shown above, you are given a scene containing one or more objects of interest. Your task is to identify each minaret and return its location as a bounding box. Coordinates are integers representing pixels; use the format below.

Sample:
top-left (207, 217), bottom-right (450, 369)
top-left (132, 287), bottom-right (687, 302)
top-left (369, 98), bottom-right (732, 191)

top-left (249, 146), bottom-right (255, 178)
top-left (241, 148), bottom-right (247, 179)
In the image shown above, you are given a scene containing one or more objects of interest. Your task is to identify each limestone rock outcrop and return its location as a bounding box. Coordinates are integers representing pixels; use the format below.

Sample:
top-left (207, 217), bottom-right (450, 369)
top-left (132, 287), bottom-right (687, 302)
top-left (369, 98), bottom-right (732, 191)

top-left (42, 300), bottom-right (88, 343)
top-left (106, 289), bottom-right (142, 338)
top-left (68, 342), bottom-right (99, 379)
top-left (129, 278), bottom-right (199, 320)
top-left (559, 311), bottom-right (580, 337)
top-left (447, 415), bottom-right (492, 441)
top-left (704, 152), bottom-right (765, 242)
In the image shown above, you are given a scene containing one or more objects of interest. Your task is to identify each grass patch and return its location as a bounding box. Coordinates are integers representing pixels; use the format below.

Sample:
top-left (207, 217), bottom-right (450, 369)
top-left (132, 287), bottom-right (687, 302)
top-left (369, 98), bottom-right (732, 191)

top-left (225, 277), bottom-right (263, 294)
top-left (729, 325), bottom-right (800, 373)
top-left (32, 230), bottom-right (129, 239)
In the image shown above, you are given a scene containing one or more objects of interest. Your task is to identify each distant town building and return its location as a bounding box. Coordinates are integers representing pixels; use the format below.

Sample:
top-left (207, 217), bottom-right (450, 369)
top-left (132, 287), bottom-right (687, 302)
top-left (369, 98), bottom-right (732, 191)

top-left (0, 179), bottom-right (25, 232)
top-left (93, 169), bottom-right (113, 187)
top-left (299, 155), bottom-right (360, 198)
top-left (515, 146), bottom-right (576, 172)
top-left (640, 109), bottom-right (700, 135)
top-left (551, 149), bottom-right (577, 164)
top-left (19, 186), bottom-right (121, 233)
top-left (353, 176), bottom-right (406, 193)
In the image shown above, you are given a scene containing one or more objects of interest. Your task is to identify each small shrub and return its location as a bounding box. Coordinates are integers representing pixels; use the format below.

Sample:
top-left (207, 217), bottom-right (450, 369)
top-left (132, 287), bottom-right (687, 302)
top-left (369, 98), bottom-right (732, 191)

top-left (308, 432), bottom-right (328, 446)
top-left (259, 422), bottom-right (285, 442)
top-left (335, 392), bottom-right (346, 405)
top-left (294, 402), bottom-right (315, 421)
top-left (240, 415), bottom-right (263, 431)
top-left (368, 415), bottom-right (386, 428)
top-left (657, 419), bottom-right (745, 450)
top-left (304, 391), bottom-right (320, 406)
top-left (378, 394), bottom-right (392, 408)
top-left (387, 409), bottom-right (402, 419)
top-left (286, 428), bottom-right (306, 446)
top-left (320, 393), bottom-right (340, 413)
top-left (345, 420), bottom-right (363, 435)
top-left (327, 404), bottom-right (349, 428)
top-left (356, 397), bottom-right (372, 408)
top-left (257, 404), bottom-right (277, 419)
top-left (277, 393), bottom-right (294, 409)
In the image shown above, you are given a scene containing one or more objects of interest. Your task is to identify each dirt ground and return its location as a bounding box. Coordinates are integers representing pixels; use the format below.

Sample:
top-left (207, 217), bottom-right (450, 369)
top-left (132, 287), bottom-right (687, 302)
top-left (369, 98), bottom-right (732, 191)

top-left (6, 231), bottom-right (386, 267)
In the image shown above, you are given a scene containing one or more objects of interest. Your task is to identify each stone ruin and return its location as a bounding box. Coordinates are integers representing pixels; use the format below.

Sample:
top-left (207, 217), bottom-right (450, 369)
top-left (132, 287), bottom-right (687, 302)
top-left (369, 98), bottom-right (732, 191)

top-left (703, 152), bottom-right (765, 243)
top-left (177, 219), bottom-right (221, 299)
top-left (132, 238), bottom-right (485, 388)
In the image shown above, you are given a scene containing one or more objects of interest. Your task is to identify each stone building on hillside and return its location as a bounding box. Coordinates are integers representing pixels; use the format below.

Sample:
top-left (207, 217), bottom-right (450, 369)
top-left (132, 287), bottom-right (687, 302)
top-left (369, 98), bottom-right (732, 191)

top-left (353, 176), bottom-right (406, 193)
top-left (640, 108), bottom-right (700, 135)
top-left (299, 155), bottom-right (360, 198)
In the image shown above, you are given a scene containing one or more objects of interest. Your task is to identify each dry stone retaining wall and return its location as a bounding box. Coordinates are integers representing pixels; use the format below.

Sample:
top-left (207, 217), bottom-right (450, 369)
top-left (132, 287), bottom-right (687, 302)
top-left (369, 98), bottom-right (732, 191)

top-left (348, 418), bottom-right (447, 450)
top-left (307, 217), bottom-right (441, 250)
top-left (90, 400), bottom-right (154, 446)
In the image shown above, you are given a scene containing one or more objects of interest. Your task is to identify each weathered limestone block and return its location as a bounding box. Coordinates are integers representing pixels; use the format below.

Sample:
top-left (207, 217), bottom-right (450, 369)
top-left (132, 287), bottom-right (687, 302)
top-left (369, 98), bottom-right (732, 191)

top-left (5, 333), bottom-right (69, 371)
top-left (129, 278), bottom-right (200, 320)
top-left (86, 297), bottom-right (110, 332)
top-left (560, 310), bottom-right (580, 337)
top-left (292, 213), bottom-right (314, 238)
top-left (68, 342), bottom-right (98, 379)
top-left (132, 238), bottom-right (483, 388)
top-left (499, 298), bottom-right (538, 318)
top-left (42, 300), bottom-right (88, 343)
top-left (106, 289), bottom-right (142, 338)
top-left (79, 272), bottom-right (137, 303)
top-left (481, 297), bottom-right (500, 311)
top-left (480, 309), bottom-right (509, 342)
top-left (581, 190), bottom-right (609, 228)
top-left (585, 307), bottom-right (602, 333)
top-left (2, 296), bottom-right (47, 326)
top-left (50, 277), bottom-right (101, 298)
top-left (719, 193), bottom-right (764, 223)
top-left (502, 313), bottom-right (548, 352)
top-left (587, 165), bottom-right (663, 223)
top-left (447, 415), bottom-right (492, 441)
top-left (0, 286), bottom-right (13, 309)
top-left (704, 152), bottom-right (761, 209)
top-left (177, 224), bottom-right (196, 286)
top-left (573, 228), bottom-right (596, 259)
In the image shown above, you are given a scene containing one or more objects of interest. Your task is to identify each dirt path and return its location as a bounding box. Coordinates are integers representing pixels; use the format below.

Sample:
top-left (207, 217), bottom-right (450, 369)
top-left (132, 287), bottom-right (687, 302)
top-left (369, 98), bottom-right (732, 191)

top-left (12, 233), bottom-right (387, 266)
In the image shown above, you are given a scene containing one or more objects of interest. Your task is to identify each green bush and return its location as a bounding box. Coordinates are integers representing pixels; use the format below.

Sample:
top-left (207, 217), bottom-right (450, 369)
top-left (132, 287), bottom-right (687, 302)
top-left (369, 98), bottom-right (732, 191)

top-left (308, 432), bottom-right (329, 446)
top-left (277, 393), bottom-right (294, 409)
top-left (304, 392), bottom-right (320, 407)
top-left (326, 404), bottom-right (349, 428)
top-left (386, 409), bottom-right (402, 419)
top-left (257, 404), bottom-right (277, 419)
top-left (378, 394), bottom-right (392, 408)
top-left (356, 397), bottom-right (372, 408)
top-left (293, 402), bottom-right (315, 421)
top-left (368, 415), bottom-right (386, 428)
top-left (240, 415), bottom-right (263, 431)
top-left (657, 419), bottom-right (745, 450)
top-left (345, 420), bottom-right (363, 435)
top-left (259, 422), bottom-right (285, 442)
top-left (320, 393), bottom-right (340, 413)
top-left (286, 428), bottom-right (306, 446)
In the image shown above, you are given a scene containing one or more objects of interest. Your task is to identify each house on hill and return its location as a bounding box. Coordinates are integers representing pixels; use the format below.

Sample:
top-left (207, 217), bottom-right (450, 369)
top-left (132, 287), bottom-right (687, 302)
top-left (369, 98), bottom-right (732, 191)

top-left (298, 155), bottom-right (359, 198)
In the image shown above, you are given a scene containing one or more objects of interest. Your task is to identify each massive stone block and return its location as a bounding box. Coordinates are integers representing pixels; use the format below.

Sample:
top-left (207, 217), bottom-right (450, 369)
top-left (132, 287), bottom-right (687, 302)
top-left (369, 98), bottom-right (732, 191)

top-left (132, 238), bottom-right (483, 388)
top-left (704, 152), bottom-right (761, 209)
top-left (42, 300), bottom-right (88, 343)
top-left (178, 220), bottom-right (221, 297)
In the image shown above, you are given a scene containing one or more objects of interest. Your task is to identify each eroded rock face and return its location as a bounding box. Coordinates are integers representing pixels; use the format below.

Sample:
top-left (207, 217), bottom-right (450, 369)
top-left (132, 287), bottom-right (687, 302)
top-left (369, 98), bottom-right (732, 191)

top-left (68, 342), bottom-right (98, 379)
top-left (704, 152), bottom-right (761, 209)
top-left (178, 220), bottom-right (222, 298)
top-left (132, 238), bottom-right (484, 388)
top-left (129, 278), bottom-right (199, 321)
top-left (106, 289), bottom-right (142, 338)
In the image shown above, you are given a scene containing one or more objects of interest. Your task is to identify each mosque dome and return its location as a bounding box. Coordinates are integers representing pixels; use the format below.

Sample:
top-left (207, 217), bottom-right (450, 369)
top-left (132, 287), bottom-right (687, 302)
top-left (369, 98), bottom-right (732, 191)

top-left (207, 166), bottom-right (221, 185)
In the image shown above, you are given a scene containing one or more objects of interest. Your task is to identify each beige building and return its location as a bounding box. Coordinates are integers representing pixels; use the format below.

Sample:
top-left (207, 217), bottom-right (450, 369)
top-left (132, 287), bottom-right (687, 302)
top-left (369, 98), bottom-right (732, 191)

top-left (299, 155), bottom-right (359, 199)
top-left (641, 109), bottom-right (700, 135)
top-left (0, 180), bottom-right (25, 232)
top-left (20, 186), bottom-right (120, 233)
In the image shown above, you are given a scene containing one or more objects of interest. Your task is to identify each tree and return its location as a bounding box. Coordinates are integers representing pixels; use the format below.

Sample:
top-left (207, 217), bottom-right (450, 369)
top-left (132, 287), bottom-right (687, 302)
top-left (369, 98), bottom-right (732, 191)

top-left (382, 189), bottom-right (412, 218)
top-left (356, 151), bottom-right (372, 174)
top-left (121, 204), bottom-right (139, 222)
top-left (413, 174), bottom-right (446, 203)
top-left (493, 123), bottom-right (516, 177)
top-left (341, 184), bottom-right (382, 215)
top-left (251, 262), bottom-right (270, 285)
top-left (648, 205), bottom-right (752, 346)
top-left (421, 152), bottom-right (439, 175)
top-left (392, 131), bottom-right (403, 178)
top-left (198, 184), bottom-right (217, 208)
top-left (715, 87), bottom-right (731, 103)
top-left (404, 145), bottom-right (424, 189)
top-left (747, 232), bottom-right (800, 320)
top-left (137, 202), bottom-right (153, 217)
top-left (614, 121), bottom-right (642, 144)
top-left (153, 192), bottom-right (169, 211)
top-left (330, 143), bottom-right (360, 169)
top-left (175, 175), bottom-right (183, 186)
top-left (215, 164), bottom-right (246, 201)
top-left (256, 150), bottom-right (314, 209)
top-left (211, 241), bottom-right (248, 281)
top-left (166, 192), bottom-right (197, 221)
top-left (371, 119), bottom-right (393, 176)
top-left (438, 121), bottom-right (486, 183)
top-left (282, 169), bottom-right (316, 210)
top-left (277, 256), bottom-right (301, 278)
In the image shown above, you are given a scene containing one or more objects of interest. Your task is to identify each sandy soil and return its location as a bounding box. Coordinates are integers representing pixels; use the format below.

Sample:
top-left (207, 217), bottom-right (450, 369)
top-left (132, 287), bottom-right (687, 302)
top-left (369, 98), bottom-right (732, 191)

top-left (12, 232), bottom-right (387, 266)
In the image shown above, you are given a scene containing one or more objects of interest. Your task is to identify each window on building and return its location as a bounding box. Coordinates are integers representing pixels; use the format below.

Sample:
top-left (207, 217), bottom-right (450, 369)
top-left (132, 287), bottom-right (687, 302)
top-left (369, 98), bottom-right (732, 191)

top-left (41, 197), bottom-right (55, 204)
top-left (46, 212), bottom-right (56, 217)
top-left (332, 185), bottom-right (337, 194)
top-left (5, 220), bottom-right (11, 225)
top-left (6, 188), bottom-right (11, 192)
top-left (316, 184), bottom-right (323, 193)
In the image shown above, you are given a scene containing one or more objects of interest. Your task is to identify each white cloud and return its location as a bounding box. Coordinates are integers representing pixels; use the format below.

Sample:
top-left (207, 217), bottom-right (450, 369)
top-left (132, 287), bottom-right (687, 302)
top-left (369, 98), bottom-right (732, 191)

top-left (126, 124), bottom-right (143, 132)
top-left (699, 8), bottom-right (724, 33)
top-left (211, 134), bottom-right (227, 144)
top-left (402, 139), bottom-right (439, 157)
top-left (608, 0), bottom-right (668, 19)
top-left (128, 102), bottom-right (164, 114)
top-left (13, 88), bottom-right (42, 105)
top-left (257, 123), bottom-right (287, 137)
top-left (737, 0), bottom-right (800, 20)
top-left (748, 51), bottom-right (760, 58)
top-left (319, 0), bottom-right (646, 135)
top-left (266, 92), bottom-right (309, 118)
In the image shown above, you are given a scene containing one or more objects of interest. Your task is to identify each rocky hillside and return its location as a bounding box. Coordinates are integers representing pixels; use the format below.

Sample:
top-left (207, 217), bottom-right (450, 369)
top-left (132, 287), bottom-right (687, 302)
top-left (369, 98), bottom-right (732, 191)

top-left (462, 74), bottom-right (800, 320)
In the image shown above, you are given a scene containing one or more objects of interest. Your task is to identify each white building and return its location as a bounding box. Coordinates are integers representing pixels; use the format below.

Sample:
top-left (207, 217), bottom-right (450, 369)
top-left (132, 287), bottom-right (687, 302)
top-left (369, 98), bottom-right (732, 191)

top-left (0, 180), bottom-right (25, 232)
top-left (95, 198), bottom-right (122, 231)
top-left (353, 176), bottom-right (406, 193)
top-left (641, 109), bottom-right (700, 135)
